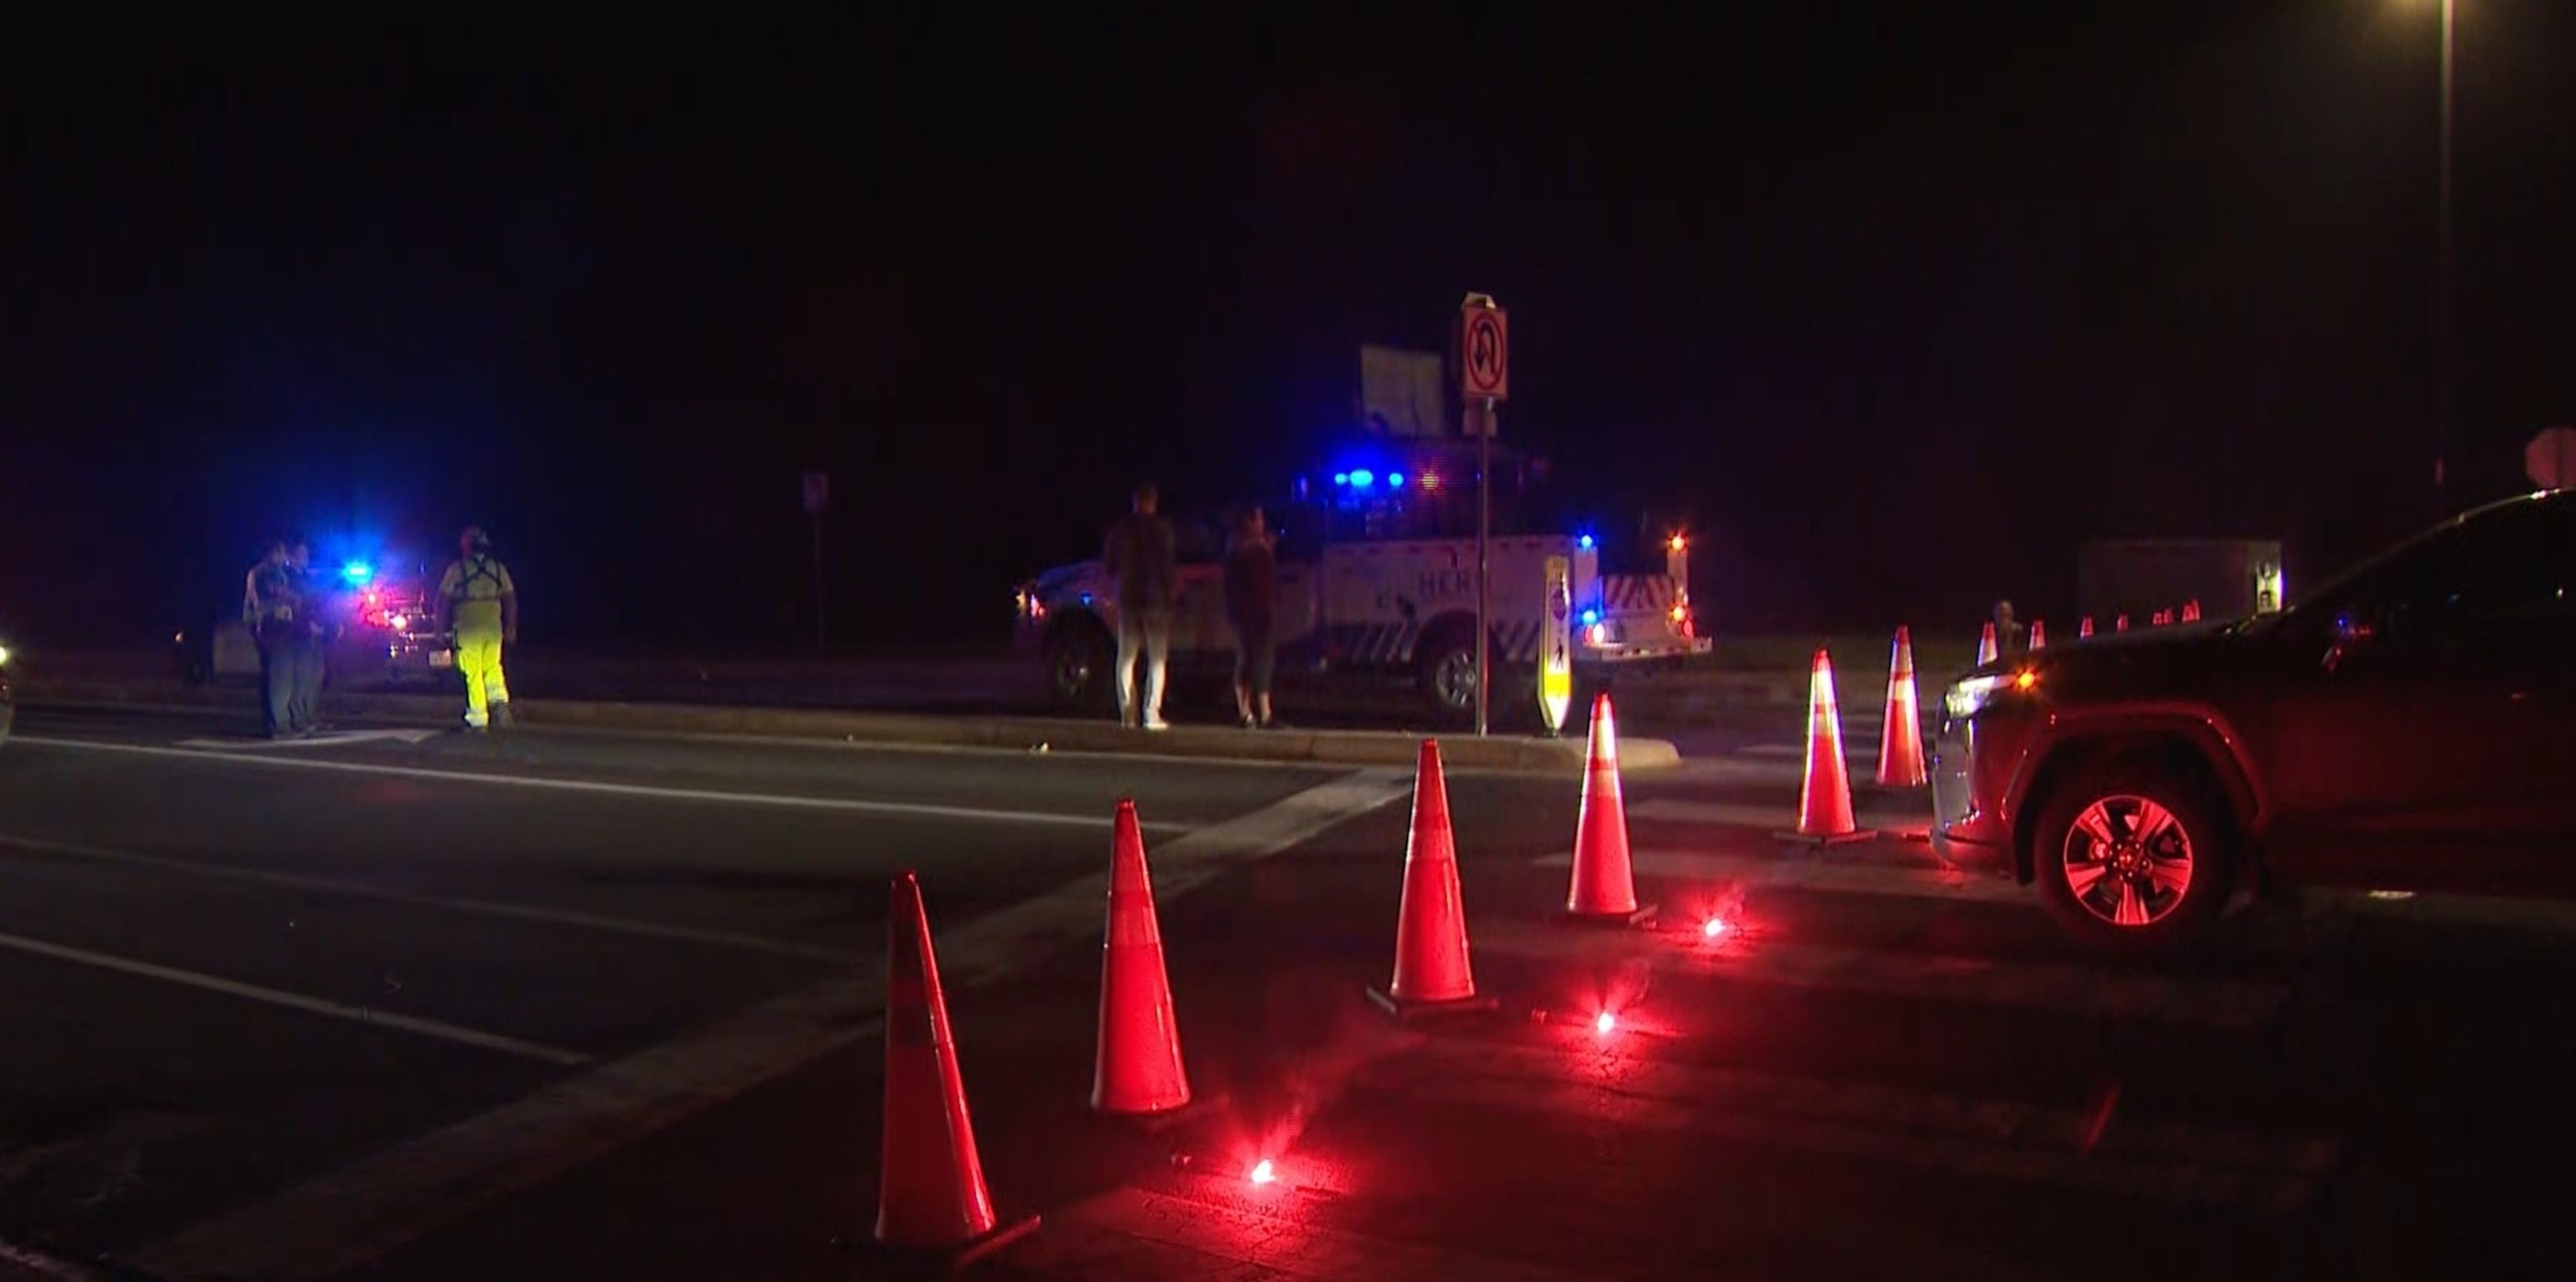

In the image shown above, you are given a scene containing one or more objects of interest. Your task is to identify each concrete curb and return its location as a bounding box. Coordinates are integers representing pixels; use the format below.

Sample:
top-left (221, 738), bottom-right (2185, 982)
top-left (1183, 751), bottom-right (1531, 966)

top-left (17, 681), bottom-right (1681, 774)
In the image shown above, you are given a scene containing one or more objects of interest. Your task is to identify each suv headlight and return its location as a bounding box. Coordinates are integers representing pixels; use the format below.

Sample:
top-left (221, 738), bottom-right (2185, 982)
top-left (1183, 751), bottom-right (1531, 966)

top-left (1945, 670), bottom-right (2037, 720)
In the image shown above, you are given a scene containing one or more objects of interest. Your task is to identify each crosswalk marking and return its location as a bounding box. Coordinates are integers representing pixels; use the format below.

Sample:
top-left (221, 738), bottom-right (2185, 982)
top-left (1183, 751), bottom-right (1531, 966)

top-left (1013, 1186), bottom-right (1601, 1281)
top-left (1363, 1040), bottom-right (2334, 1213)
top-left (1627, 797), bottom-right (1931, 835)
top-left (1472, 918), bottom-right (2291, 1029)
top-left (1532, 849), bottom-right (2023, 904)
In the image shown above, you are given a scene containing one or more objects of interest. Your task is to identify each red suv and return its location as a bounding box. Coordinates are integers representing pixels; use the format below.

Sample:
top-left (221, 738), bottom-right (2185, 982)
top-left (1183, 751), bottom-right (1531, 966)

top-left (1932, 490), bottom-right (2576, 951)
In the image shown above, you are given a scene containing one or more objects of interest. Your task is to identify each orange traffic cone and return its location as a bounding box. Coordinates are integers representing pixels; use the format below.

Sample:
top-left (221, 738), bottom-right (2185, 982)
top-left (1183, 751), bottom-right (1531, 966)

top-left (2182, 599), bottom-right (2201, 623)
top-left (1558, 694), bottom-right (1655, 926)
top-left (1976, 621), bottom-right (1998, 666)
top-left (2116, 614), bottom-right (2130, 632)
top-left (1877, 629), bottom-right (1926, 789)
top-left (1368, 740), bottom-right (1496, 1017)
top-left (2080, 616), bottom-right (2095, 639)
top-left (2028, 620), bottom-right (2047, 651)
top-left (1093, 801), bottom-right (1193, 1119)
top-left (1781, 651), bottom-right (1872, 843)
top-left (875, 872), bottom-right (1040, 1264)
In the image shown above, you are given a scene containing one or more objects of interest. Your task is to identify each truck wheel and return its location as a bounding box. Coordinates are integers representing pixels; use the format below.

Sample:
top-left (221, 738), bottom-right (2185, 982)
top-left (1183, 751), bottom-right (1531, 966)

top-left (1415, 631), bottom-right (1486, 725)
top-left (2030, 760), bottom-right (2236, 953)
top-left (1043, 620), bottom-right (1115, 714)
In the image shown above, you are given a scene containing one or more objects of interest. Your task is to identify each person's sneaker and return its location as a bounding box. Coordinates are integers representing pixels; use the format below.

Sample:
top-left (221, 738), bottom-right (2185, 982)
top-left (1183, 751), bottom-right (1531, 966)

top-left (1142, 715), bottom-right (1170, 731)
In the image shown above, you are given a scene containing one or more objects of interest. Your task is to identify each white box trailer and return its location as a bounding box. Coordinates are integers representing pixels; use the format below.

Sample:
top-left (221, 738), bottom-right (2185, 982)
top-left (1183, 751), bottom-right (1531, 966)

top-left (2076, 539), bottom-right (2288, 624)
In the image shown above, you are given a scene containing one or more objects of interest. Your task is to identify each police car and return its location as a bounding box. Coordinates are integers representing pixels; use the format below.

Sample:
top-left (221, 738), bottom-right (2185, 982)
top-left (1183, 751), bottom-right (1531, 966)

top-left (174, 556), bottom-right (455, 691)
top-left (1015, 439), bottom-right (1711, 724)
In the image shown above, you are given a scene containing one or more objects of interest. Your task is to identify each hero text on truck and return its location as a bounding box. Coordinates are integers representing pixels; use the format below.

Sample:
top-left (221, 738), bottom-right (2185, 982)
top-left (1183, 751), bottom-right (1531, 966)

top-left (1014, 437), bottom-right (1711, 724)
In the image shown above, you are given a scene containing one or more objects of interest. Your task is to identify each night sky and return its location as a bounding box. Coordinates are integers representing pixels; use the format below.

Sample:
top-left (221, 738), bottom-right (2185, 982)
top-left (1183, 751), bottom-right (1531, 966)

top-left (5, 5), bottom-right (2569, 651)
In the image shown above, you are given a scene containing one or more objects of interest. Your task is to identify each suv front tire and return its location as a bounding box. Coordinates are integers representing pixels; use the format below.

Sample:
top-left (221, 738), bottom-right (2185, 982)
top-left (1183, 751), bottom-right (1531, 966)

top-left (2029, 758), bottom-right (2238, 953)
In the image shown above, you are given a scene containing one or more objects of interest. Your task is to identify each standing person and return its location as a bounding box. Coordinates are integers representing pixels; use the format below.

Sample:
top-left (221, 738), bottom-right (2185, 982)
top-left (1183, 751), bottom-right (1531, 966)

top-left (283, 536), bottom-right (332, 734)
top-left (1992, 599), bottom-right (2027, 655)
top-left (435, 525), bottom-right (520, 732)
top-left (1100, 480), bottom-right (1177, 730)
top-left (243, 537), bottom-right (298, 738)
top-left (1224, 505), bottom-right (1278, 729)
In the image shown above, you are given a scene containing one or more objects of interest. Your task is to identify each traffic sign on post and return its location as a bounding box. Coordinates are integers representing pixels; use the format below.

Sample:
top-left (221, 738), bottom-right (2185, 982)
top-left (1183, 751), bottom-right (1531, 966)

top-left (1538, 555), bottom-right (1573, 736)
top-left (1458, 295), bottom-right (1509, 405)
top-left (1460, 292), bottom-right (1507, 737)
top-left (2527, 426), bottom-right (2576, 490)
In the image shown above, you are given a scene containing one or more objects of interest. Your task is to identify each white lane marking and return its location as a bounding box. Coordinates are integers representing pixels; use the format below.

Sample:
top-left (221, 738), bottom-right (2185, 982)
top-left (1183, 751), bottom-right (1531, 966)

top-left (1018, 1186), bottom-right (1604, 1281)
top-left (128, 767), bottom-right (1413, 1282)
top-left (10, 735), bottom-right (1186, 833)
top-left (0, 930), bottom-right (589, 1067)
top-left (25, 699), bottom-right (1512, 776)
top-left (1628, 797), bottom-right (1930, 833)
top-left (1533, 849), bottom-right (2025, 905)
top-left (1370, 1041), bottom-right (2334, 1212)
top-left (0, 833), bottom-right (862, 968)
top-left (1474, 919), bottom-right (2289, 1029)
top-left (2312, 889), bottom-right (2576, 934)
top-left (173, 729), bottom-right (442, 750)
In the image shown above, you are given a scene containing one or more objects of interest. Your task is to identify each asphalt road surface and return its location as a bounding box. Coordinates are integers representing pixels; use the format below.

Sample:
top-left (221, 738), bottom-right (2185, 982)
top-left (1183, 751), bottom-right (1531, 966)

top-left (3, 705), bottom-right (2575, 1280)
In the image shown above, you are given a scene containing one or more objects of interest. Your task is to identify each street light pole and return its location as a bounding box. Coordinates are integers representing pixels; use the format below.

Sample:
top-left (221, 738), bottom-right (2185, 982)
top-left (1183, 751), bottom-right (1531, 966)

top-left (2433, 0), bottom-right (2455, 518)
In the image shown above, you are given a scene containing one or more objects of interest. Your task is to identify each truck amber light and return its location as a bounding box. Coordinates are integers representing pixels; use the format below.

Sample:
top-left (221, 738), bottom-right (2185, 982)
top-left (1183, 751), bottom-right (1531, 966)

top-left (2012, 671), bottom-right (2038, 691)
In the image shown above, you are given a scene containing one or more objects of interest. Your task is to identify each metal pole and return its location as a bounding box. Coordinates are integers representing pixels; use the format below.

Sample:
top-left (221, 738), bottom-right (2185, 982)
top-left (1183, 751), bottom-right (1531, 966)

top-left (811, 513), bottom-right (827, 651)
top-left (2434, 0), bottom-right (2455, 519)
top-left (1475, 398), bottom-right (1492, 737)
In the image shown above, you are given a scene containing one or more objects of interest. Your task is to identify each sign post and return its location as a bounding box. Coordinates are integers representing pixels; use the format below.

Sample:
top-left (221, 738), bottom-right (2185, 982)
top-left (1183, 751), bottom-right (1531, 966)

top-left (2527, 426), bottom-right (2576, 491)
top-left (1459, 293), bottom-right (1509, 737)
top-left (802, 470), bottom-right (831, 651)
top-left (1539, 554), bottom-right (1572, 736)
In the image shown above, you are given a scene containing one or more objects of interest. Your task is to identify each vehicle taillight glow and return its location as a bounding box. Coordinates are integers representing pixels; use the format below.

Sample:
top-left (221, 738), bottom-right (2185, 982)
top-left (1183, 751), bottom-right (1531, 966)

top-left (1587, 622), bottom-right (1607, 646)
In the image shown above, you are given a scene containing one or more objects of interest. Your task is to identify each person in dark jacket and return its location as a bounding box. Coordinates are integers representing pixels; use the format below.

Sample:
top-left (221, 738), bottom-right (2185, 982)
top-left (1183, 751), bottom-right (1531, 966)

top-left (243, 537), bottom-right (298, 738)
top-left (1224, 505), bottom-right (1278, 729)
top-left (1100, 480), bottom-right (1178, 729)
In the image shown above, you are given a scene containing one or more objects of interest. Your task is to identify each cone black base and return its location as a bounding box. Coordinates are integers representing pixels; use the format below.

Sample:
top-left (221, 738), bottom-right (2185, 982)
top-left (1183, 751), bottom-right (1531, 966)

top-left (1363, 987), bottom-right (1499, 1021)
top-left (1094, 1092), bottom-right (1228, 1135)
top-left (844, 1213), bottom-right (1042, 1275)
top-left (1547, 902), bottom-right (1660, 930)
top-left (1773, 828), bottom-right (1877, 847)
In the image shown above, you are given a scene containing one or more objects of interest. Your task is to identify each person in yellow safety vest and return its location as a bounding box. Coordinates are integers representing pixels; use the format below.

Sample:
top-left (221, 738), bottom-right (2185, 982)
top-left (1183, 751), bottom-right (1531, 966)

top-left (435, 525), bottom-right (519, 731)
